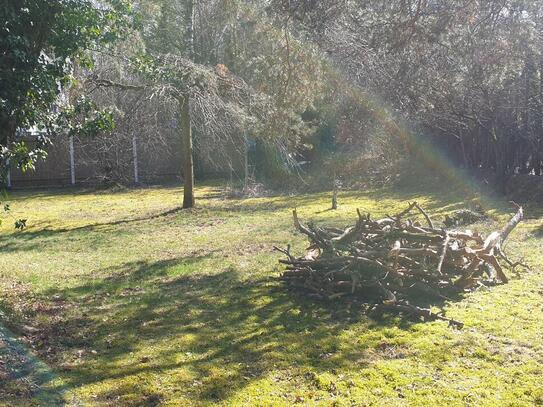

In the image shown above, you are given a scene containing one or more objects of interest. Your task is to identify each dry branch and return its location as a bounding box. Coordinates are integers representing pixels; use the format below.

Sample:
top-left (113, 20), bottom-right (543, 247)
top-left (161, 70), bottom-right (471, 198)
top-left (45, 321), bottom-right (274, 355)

top-left (276, 203), bottom-right (526, 327)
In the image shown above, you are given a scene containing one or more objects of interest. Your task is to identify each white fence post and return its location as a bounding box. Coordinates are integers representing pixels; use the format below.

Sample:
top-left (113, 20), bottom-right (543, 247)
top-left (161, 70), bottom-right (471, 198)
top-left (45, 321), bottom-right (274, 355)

top-left (132, 135), bottom-right (139, 184)
top-left (6, 159), bottom-right (11, 188)
top-left (69, 135), bottom-right (75, 185)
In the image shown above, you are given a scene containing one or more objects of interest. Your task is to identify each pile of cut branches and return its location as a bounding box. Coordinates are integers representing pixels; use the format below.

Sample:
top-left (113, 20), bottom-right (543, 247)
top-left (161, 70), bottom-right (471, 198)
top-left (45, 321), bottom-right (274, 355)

top-left (275, 203), bottom-right (527, 328)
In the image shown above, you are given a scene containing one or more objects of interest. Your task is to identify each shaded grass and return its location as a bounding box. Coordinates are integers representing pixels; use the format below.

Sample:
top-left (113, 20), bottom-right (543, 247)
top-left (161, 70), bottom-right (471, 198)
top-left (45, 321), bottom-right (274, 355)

top-left (0, 182), bottom-right (542, 406)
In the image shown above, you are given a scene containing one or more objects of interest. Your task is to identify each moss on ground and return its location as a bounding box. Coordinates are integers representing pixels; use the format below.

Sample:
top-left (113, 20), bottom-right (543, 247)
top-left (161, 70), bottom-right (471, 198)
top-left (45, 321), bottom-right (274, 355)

top-left (0, 182), bottom-right (542, 406)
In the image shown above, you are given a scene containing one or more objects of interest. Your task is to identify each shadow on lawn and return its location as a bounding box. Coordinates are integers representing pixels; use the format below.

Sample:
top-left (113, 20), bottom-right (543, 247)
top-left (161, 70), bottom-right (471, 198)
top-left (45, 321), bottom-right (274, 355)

top-left (0, 186), bottom-right (499, 404)
top-left (0, 186), bottom-right (475, 257)
top-left (25, 257), bottom-right (423, 405)
top-left (0, 206), bottom-right (185, 254)
top-left (532, 223), bottom-right (543, 238)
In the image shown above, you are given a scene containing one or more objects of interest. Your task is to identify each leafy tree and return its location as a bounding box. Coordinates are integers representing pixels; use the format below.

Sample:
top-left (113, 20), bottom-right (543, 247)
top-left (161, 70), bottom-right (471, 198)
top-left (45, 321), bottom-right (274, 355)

top-left (145, 1), bottom-right (325, 189)
top-left (0, 0), bottom-right (132, 228)
top-left (137, 0), bottom-right (196, 208)
top-left (282, 1), bottom-right (543, 190)
top-left (0, 0), bottom-right (133, 178)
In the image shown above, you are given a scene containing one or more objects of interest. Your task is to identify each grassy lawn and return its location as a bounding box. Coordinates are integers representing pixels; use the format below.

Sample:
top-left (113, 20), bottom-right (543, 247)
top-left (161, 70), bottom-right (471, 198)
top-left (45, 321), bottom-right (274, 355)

top-left (1, 181), bottom-right (542, 406)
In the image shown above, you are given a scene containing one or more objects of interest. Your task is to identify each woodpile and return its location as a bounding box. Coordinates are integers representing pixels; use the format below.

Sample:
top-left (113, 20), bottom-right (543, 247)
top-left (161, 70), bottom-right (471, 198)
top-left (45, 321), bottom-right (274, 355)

top-left (275, 202), bottom-right (527, 328)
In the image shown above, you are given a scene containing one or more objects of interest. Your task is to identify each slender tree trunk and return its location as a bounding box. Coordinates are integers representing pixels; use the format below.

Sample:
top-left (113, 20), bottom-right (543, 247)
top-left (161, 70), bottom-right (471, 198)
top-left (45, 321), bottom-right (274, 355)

top-left (180, 96), bottom-right (194, 208)
top-left (0, 117), bottom-right (16, 182)
top-left (180, 0), bottom-right (195, 208)
top-left (186, 0), bottom-right (195, 59)
top-left (538, 50), bottom-right (543, 175)
top-left (522, 62), bottom-right (532, 174)
top-left (331, 168), bottom-right (338, 210)
top-left (0, 116), bottom-right (16, 149)
top-left (491, 124), bottom-right (507, 195)
top-left (243, 133), bottom-right (249, 189)
top-left (459, 129), bottom-right (469, 168)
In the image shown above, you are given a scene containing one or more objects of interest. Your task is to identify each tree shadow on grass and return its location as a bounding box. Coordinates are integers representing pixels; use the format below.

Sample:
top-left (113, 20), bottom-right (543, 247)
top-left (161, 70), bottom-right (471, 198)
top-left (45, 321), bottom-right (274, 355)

top-left (0, 206), bottom-right (186, 254)
top-left (199, 187), bottom-right (476, 221)
top-left (0, 185), bottom-right (476, 257)
top-left (7, 255), bottom-right (444, 405)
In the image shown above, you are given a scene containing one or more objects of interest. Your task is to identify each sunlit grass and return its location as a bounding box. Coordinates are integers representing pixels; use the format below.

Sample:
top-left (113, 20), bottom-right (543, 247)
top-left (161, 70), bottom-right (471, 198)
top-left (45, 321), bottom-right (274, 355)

top-left (1, 182), bottom-right (542, 406)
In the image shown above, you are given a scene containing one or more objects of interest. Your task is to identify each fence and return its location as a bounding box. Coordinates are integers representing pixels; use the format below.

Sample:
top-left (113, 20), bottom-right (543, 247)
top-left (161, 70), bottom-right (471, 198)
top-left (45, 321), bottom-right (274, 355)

top-left (6, 135), bottom-right (184, 188)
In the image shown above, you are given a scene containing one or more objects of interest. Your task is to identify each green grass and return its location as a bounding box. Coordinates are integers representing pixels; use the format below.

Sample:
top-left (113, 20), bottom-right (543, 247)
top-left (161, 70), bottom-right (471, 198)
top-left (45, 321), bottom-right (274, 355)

top-left (1, 182), bottom-right (542, 406)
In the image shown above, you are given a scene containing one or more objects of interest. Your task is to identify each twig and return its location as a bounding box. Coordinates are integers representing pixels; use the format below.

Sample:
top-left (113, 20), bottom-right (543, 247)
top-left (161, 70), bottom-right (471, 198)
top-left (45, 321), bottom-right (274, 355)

top-left (273, 245), bottom-right (294, 262)
top-left (413, 202), bottom-right (435, 229)
top-left (436, 234), bottom-right (450, 275)
top-left (496, 247), bottom-right (531, 271)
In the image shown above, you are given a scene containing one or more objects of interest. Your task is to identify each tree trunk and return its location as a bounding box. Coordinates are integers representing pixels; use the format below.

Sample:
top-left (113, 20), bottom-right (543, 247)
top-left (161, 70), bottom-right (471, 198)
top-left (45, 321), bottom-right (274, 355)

top-left (0, 116), bottom-right (16, 148)
top-left (180, 96), bottom-right (194, 208)
top-left (0, 116), bottom-right (16, 183)
top-left (459, 129), bottom-right (469, 168)
top-left (538, 49), bottom-right (543, 175)
top-left (491, 124), bottom-right (508, 195)
top-left (243, 133), bottom-right (249, 189)
top-left (181, 0), bottom-right (195, 208)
